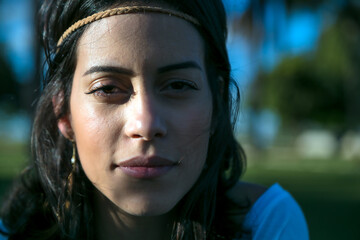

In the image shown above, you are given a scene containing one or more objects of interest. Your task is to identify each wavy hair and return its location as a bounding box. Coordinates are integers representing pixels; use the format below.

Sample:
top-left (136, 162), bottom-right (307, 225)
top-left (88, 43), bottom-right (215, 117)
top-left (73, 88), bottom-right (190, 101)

top-left (0, 0), bottom-right (246, 239)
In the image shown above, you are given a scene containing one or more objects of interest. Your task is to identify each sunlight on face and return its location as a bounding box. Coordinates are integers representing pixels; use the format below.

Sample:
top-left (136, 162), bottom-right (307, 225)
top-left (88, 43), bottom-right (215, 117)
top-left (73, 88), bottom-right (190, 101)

top-left (70, 13), bottom-right (212, 216)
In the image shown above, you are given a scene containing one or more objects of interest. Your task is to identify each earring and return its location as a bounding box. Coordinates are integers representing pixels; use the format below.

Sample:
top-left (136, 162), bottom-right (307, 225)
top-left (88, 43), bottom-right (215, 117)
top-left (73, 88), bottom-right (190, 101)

top-left (71, 141), bottom-right (76, 166)
top-left (67, 141), bottom-right (76, 194)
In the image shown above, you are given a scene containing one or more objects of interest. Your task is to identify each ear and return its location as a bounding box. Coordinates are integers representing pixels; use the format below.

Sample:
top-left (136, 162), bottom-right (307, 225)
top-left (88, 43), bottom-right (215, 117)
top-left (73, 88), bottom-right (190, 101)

top-left (52, 94), bottom-right (74, 140)
top-left (58, 114), bottom-right (74, 140)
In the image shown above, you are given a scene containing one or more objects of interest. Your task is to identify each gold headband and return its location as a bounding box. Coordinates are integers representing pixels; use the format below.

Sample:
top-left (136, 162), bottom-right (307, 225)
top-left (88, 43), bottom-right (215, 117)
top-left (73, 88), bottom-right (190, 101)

top-left (57, 6), bottom-right (200, 47)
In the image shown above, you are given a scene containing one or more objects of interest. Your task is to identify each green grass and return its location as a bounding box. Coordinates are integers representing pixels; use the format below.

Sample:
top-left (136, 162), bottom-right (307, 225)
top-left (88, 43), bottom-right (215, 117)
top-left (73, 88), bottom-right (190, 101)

top-left (1, 141), bottom-right (360, 239)
top-left (0, 140), bottom-right (28, 202)
top-left (0, 140), bottom-right (28, 203)
top-left (0, 140), bottom-right (28, 178)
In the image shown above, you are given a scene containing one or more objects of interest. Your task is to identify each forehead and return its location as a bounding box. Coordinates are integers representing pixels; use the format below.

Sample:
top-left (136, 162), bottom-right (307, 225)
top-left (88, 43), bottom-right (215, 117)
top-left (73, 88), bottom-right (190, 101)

top-left (76, 13), bottom-right (205, 70)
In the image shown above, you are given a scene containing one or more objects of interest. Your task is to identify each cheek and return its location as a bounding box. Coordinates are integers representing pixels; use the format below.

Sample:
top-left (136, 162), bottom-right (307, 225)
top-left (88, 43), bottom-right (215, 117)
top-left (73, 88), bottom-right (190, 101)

top-left (173, 98), bottom-right (212, 140)
top-left (172, 104), bottom-right (212, 167)
top-left (70, 102), bottom-right (120, 182)
top-left (169, 117), bottom-right (210, 205)
top-left (175, 114), bottom-right (211, 155)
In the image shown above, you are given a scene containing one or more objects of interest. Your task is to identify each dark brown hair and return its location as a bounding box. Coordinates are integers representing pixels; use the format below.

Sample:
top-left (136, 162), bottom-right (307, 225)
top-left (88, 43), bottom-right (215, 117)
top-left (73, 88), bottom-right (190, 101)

top-left (0, 0), bottom-right (246, 239)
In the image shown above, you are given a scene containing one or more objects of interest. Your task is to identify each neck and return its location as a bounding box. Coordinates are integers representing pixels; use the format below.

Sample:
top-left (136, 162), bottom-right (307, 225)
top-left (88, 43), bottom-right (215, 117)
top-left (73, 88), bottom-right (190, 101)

top-left (93, 191), bottom-right (175, 240)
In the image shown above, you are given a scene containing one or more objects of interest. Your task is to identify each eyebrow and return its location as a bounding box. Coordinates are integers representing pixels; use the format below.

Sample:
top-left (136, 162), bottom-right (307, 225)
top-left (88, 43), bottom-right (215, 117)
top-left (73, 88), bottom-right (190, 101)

top-left (83, 61), bottom-right (202, 77)
top-left (157, 61), bottom-right (202, 74)
top-left (83, 66), bottom-right (134, 76)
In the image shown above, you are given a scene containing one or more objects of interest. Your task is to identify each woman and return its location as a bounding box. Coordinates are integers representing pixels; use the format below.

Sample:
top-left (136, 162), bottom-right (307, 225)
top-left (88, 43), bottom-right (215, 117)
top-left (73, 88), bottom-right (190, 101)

top-left (0, 0), bottom-right (308, 239)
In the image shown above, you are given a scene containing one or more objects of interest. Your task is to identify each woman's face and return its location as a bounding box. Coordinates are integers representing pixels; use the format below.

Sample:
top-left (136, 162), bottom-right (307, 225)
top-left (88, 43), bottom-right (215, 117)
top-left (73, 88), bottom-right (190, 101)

top-left (64, 13), bottom-right (212, 216)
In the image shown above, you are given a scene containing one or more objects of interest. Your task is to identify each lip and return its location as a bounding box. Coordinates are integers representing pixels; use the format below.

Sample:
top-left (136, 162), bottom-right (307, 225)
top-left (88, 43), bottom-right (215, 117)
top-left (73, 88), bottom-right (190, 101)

top-left (116, 156), bottom-right (178, 179)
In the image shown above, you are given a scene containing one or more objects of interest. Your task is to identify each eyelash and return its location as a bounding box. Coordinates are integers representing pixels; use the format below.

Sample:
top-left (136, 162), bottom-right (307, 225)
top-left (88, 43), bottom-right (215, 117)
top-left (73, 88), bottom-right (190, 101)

top-left (164, 80), bottom-right (199, 91)
top-left (85, 84), bottom-right (126, 97)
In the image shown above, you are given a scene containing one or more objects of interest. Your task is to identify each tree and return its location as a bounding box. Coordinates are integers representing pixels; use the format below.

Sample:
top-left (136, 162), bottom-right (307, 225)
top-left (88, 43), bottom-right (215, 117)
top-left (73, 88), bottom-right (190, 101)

top-left (0, 46), bottom-right (19, 112)
top-left (249, 1), bottom-right (360, 132)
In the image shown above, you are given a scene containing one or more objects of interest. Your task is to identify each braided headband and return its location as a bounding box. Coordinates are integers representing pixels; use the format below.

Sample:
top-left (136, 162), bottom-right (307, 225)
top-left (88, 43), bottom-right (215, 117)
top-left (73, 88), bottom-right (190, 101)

top-left (57, 6), bottom-right (200, 47)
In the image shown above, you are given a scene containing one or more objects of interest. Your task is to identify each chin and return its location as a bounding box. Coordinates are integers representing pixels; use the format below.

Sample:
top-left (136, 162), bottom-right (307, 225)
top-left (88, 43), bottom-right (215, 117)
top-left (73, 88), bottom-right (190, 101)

top-left (117, 198), bottom-right (178, 217)
top-left (128, 209), bottom-right (170, 217)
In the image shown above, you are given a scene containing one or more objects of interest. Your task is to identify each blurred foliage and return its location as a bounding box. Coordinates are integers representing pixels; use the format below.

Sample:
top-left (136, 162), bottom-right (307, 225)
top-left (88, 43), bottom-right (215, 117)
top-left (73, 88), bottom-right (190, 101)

top-left (0, 0), bottom-right (41, 116)
top-left (0, 45), bottom-right (19, 112)
top-left (247, 1), bottom-right (360, 132)
top-left (231, 0), bottom-right (334, 47)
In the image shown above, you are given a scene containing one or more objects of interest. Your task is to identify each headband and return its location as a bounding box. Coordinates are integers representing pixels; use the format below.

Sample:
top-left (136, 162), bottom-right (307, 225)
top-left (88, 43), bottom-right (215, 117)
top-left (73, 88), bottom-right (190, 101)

top-left (57, 6), bottom-right (200, 47)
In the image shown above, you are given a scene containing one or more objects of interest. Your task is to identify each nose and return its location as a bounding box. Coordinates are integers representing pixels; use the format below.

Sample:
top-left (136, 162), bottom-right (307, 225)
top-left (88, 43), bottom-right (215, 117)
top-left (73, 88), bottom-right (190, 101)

top-left (124, 91), bottom-right (167, 141)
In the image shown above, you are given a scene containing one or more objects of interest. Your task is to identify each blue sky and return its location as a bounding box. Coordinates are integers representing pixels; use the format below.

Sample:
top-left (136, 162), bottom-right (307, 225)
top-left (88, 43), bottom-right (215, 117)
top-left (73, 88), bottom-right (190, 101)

top-left (0, 0), bottom-right (35, 83)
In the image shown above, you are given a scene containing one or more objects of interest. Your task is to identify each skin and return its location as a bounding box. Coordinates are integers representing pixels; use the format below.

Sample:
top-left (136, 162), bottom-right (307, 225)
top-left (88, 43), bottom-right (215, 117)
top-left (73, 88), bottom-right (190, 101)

top-left (58, 13), bottom-right (212, 240)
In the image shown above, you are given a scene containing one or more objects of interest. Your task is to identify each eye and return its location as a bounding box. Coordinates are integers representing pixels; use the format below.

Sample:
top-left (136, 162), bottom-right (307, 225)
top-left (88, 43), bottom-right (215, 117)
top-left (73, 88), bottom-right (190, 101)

top-left (162, 80), bottom-right (199, 92)
top-left (85, 83), bottom-right (130, 99)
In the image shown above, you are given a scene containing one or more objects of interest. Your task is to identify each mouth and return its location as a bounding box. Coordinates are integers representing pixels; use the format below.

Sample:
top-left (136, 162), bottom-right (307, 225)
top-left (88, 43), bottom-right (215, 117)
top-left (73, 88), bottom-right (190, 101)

top-left (115, 156), bottom-right (179, 179)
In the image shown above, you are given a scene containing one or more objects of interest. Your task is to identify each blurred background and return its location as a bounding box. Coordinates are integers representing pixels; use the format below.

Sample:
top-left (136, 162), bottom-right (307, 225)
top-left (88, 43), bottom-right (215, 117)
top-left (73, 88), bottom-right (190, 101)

top-left (0, 0), bottom-right (359, 239)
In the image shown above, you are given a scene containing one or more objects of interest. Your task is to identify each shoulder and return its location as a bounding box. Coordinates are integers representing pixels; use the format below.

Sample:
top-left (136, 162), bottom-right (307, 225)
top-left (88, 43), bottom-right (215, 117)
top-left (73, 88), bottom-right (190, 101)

top-left (225, 181), bottom-right (267, 226)
top-left (226, 181), bottom-right (267, 207)
top-left (227, 182), bottom-right (309, 240)
top-left (0, 220), bottom-right (8, 240)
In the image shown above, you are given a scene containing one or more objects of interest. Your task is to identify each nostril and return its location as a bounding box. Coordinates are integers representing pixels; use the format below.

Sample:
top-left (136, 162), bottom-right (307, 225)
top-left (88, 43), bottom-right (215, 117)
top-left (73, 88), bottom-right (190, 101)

top-left (128, 131), bottom-right (165, 141)
top-left (155, 133), bottom-right (163, 138)
top-left (132, 134), bottom-right (142, 139)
